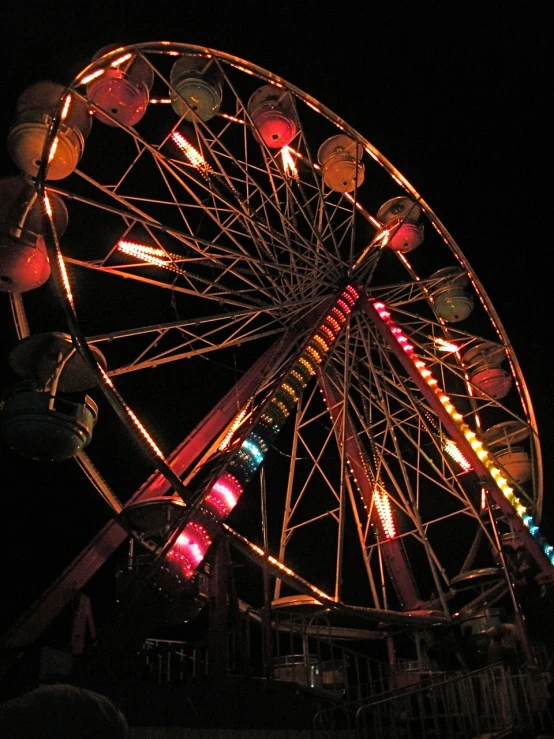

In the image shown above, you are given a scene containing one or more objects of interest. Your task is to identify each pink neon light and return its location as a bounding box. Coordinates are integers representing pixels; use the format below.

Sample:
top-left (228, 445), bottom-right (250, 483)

top-left (374, 301), bottom-right (415, 356)
top-left (337, 299), bottom-right (351, 314)
top-left (168, 521), bottom-right (212, 572)
top-left (206, 473), bottom-right (243, 518)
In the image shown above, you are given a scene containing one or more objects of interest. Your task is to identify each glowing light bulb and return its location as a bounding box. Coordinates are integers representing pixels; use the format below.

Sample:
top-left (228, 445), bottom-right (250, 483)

top-left (60, 94), bottom-right (72, 121)
top-left (82, 69), bottom-right (105, 85)
top-left (219, 407), bottom-right (249, 451)
top-left (373, 486), bottom-right (397, 539)
top-left (434, 338), bottom-right (460, 353)
top-left (110, 52), bottom-right (133, 68)
top-left (172, 132), bottom-right (213, 174)
top-left (443, 439), bottom-right (472, 472)
top-left (281, 145), bottom-right (299, 179)
top-left (47, 137), bottom-right (59, 163)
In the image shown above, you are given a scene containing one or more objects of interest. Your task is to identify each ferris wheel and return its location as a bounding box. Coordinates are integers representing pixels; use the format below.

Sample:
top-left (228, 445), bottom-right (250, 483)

top-left (1, 42), bottom-right (552, 649)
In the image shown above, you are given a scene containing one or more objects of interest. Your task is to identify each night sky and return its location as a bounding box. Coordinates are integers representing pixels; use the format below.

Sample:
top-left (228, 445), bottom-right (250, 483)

top-left (0, 2), bottom-right (550, 638)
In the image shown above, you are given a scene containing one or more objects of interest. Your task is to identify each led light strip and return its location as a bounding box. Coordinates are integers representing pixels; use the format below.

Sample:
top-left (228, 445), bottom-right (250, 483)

top-left (373, 485), bottom-right (397, 539)
top-left (443, 438), bottom-right (472, 473)
top-left (372, 300), bottom-right (554, 566)
top-left (168, 285), bottom-right (361, 579)
top-left (171, 131), bottom-right (213, 175)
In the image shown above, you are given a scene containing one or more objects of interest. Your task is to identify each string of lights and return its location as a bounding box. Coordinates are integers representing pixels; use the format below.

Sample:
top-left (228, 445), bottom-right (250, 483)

top-left (371, 300), bottom-right (554, 567)
top-left (168, 285), bottom-right (360, 579)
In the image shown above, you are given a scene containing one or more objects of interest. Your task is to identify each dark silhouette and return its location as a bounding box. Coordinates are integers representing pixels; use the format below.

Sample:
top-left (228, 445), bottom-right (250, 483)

top-left (0, 683), bottom-right (128, 739)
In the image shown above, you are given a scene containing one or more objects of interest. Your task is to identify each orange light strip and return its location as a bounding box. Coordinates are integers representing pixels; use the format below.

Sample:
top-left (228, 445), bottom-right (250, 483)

top-left (99, 367), bottom-right (165, 460)
top-left (81, 69), bottom-right (105, 85)
top-left (225, 524), bottom-right (332, 603)
top-left (117, 240), bottom-right (184, 276)
top-left (443, 438), bottom-right (472, 473)
top-left (219, 112), bottom-right (245, 124)
top-left (47, 137), bottom-right (59, 163)
top-left (218, 406), bottom-right (250, 452)
top-left (60, 94), bottom-right (72, 121)
top-left (110, 52), bottom-right (133, 68)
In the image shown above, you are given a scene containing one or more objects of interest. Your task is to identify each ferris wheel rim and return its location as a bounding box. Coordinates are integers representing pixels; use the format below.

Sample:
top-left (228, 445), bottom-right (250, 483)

top-left (5, 40), bottom-right (545, 620)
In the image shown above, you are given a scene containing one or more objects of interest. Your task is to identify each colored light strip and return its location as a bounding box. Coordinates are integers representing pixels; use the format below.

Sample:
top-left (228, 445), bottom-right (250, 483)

top-left (218, 407), bottom-right (249, 451)
top-left (168, 285), bottom-right (361, 580)
top-left (81, 69), bottom-right (105, 85)
top-left (99, 367), bottom-right (165, 460)
top-left (372, 300), bottom-right (554, 566)
top-left (110, 52), bottom-right (133, 68)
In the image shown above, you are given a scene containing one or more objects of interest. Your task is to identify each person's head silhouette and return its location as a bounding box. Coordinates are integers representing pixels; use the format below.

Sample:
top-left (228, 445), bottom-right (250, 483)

top-left (0, 683), bottom-right (128, 738)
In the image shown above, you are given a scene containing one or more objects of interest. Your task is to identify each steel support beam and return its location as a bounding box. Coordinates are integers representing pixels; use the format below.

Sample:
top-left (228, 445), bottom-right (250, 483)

top-left (318, 366), bottom-right (421, 611)
top-left (361, 294), bottom-right (553, 580)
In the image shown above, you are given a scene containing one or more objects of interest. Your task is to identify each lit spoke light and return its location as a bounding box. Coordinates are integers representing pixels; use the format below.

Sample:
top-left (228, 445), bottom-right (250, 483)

top-left (443, 438), bottom-right (472, 472)
top-left (81, 69), bottom-right (104, 85)
top-left (434, 337), bottom-right (460, 353)
top-left (55, 250), bottom-right (74, 306)
top-left (169, 285), bottom-right (361, 580)
top-left (374, 485), bottom-right (397, 539)
top-left (60, 94), bottom-right (72, 121)
top-left (117, 240), bottom-right (184, 275)
top-left (110, 52), bottom-right (133, 68)
top-left (281, 146), bottom-right (299, 179)
top-left (205, 472), bottom-right (243, 517)
top-left (219, 112), bottom-right (245, 124)
top-left (171, 131), bottom-right (213, 175)
top-left (372, 300), bottom-right (554, 566)
top-left (47, 137), bottom-right (59, 164)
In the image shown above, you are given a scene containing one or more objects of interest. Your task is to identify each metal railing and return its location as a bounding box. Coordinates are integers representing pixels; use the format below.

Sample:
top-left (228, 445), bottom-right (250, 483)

top-left (313, 663), bottom-right (553, 738)
top-left (270, 616), bottom-right (388, 703)
top-left (136, 613), bottom-right (389, 705)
